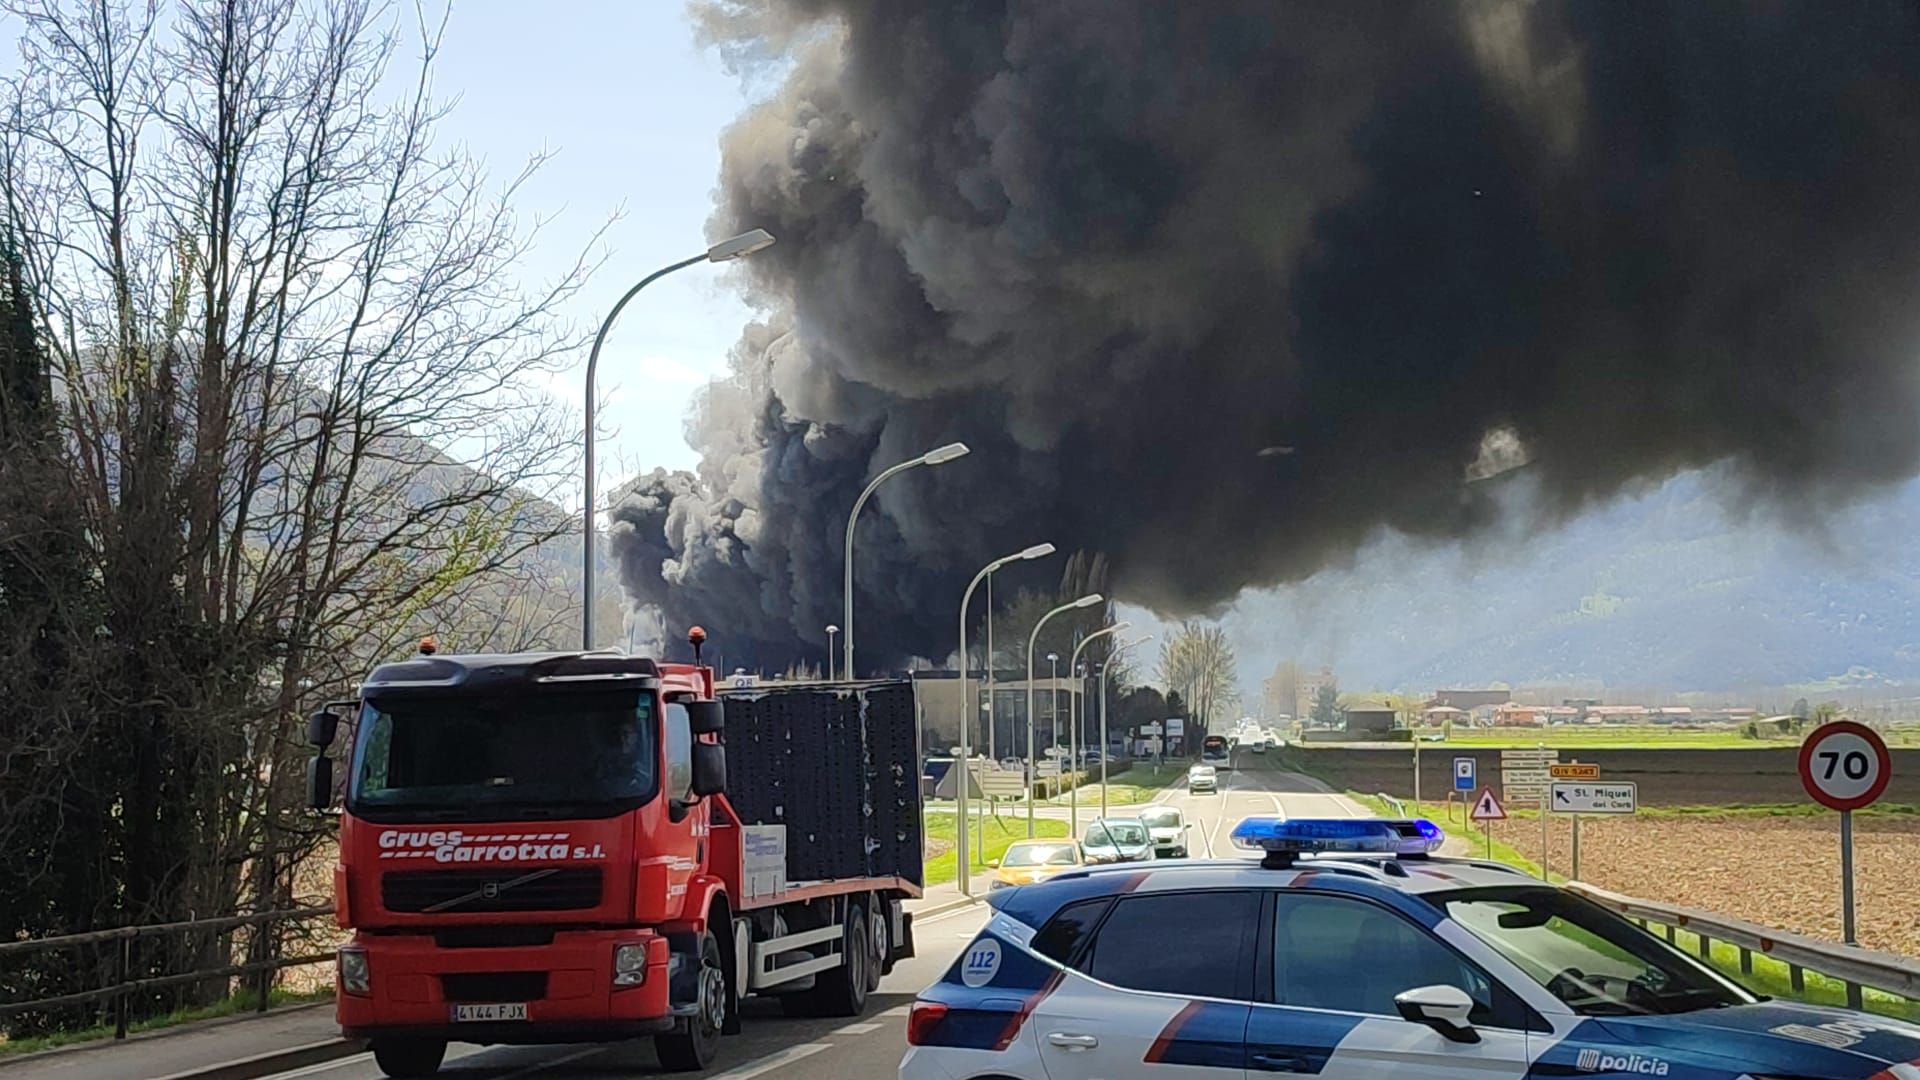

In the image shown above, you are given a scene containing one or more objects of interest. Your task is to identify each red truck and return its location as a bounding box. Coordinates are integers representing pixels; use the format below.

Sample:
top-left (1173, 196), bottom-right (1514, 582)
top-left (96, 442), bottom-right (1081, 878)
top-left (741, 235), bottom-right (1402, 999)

top-left (305, 630), bottom-right (923, 1076)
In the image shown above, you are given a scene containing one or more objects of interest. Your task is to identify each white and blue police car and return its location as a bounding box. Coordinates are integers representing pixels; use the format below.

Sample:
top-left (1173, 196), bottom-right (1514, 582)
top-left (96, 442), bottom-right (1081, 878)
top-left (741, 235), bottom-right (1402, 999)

top-left (901, 817), bottom-right (1920, 1079)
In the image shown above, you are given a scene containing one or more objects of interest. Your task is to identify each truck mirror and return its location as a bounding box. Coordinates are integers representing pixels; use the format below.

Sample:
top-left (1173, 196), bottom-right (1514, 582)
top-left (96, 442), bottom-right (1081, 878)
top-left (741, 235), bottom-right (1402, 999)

top-left (685, 700), bottom-right (723, 736)
top-left (307, 708), bottom-right (342, 748)
top-left (307, 756), bottom-right (335, 811)
top-left (691, 742), bottom-right (726, 797)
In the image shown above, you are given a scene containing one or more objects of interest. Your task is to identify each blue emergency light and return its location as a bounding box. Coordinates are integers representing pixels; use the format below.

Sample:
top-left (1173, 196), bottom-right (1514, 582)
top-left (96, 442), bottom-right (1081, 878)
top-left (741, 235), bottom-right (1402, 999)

top-left (1231, 817), bottom-right (1444, 867)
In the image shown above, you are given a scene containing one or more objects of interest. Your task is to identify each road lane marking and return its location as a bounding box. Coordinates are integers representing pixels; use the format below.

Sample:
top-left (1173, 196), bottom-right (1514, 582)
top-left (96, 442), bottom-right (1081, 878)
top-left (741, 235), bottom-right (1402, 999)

top-left (835, 1021), bottom-right (884, 1034)
top-left (497, 1045), bottom-right (609, 1078)
top-left (708, 1041), bottom-right (831, 1078)
top-left (261, 1053), bottom-right (373, 1078)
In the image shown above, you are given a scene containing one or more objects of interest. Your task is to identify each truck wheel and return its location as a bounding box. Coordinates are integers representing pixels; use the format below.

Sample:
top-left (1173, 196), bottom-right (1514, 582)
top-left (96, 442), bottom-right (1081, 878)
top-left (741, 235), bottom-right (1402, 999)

top-left (371, 1037), bottom-right (445, 1078)
top-left (655, 931), bottom-right (726, 1072)
top-left (812, 904), bottom-right (870, 1017)
top-left (869, 900), bottom-right (891, 987)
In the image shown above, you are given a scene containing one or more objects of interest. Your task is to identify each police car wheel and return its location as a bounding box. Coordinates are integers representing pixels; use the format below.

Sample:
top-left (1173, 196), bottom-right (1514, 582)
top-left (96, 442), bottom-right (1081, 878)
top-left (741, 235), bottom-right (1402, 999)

top-left (654, 932), bottom-right (725, 1071)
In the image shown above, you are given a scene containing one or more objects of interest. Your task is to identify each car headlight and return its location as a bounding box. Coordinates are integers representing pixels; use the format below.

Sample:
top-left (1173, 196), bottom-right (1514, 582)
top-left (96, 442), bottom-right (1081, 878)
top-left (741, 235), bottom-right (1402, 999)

top-left (613, 943), bottom-right (649, 987)
top-left (338, 947), bottom-right (370, 995)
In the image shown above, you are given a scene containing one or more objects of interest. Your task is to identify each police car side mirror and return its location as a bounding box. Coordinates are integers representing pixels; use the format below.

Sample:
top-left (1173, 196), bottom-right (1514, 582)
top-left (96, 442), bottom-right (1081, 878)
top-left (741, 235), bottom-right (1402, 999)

top-left (1394, 985), bottom-right (1479, 1044)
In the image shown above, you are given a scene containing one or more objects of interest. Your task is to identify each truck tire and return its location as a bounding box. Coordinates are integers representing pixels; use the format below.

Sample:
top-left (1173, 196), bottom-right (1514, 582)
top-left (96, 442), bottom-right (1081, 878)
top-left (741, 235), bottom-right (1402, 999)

top-left (371, 1037), bottom-right (445, 1078)
top-left (869, 899), bottom-right (891, 987)
top-left (655, 931), bottom-right (726, 1072)
top-left (810, 903), bottom-right (870, 1017)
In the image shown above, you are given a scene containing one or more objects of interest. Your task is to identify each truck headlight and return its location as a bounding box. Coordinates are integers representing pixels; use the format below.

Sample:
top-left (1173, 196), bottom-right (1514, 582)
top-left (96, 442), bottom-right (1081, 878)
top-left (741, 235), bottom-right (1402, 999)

top-left (338, 947), bottom-right (370, 995)
top-left (613, 943), bottom-right (648, 987)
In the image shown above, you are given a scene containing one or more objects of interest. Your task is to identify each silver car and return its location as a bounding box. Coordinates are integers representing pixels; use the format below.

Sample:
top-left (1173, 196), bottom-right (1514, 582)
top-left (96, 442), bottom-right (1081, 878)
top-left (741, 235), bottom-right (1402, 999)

top-left (1080, 817), bottom-right (1155, 863)
top-left (1137, 805), bottom-right (1190, 858)
top-left (1188, 763), bottom-right (1218, 793)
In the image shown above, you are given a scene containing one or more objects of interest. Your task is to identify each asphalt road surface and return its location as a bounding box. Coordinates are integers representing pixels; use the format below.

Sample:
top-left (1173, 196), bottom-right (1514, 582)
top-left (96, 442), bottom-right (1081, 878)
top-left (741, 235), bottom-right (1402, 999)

top-left (265, 751), bottom-right (1361, 1080)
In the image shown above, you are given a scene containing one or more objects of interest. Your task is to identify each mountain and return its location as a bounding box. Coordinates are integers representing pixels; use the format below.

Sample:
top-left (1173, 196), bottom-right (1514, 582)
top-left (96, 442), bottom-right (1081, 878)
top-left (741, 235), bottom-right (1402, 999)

top-left (1206, 467), bottom-right (1920, 696)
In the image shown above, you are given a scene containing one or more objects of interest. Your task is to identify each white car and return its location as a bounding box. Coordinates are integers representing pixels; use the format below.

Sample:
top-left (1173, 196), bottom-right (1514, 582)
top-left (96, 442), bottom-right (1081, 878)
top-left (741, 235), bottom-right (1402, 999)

top-left (1186, 764), bottom-right (1217, 793)
top-left (901, 818), bottom-right (1920, 1080)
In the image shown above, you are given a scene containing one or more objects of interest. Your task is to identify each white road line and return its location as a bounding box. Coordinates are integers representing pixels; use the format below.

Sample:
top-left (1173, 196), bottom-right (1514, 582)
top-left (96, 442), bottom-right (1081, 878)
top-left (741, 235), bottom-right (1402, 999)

top-left (259, 1053), bottom-right (373, 1079)
top-left (707, 1041), bottom-right (832, 1079)
top-left (879, 1004), bottom-right (912, 1017)
top-left (835, 1021), bottom-right (884, 1034)
top-left (497, 1044), bottom-right (609, 1078)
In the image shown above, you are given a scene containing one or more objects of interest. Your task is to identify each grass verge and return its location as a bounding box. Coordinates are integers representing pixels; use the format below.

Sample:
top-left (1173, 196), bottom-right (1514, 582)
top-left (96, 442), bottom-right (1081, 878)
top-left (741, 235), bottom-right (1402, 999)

top-left (0, 986), bottom-right (335, 1058)
top-left (923, 811), bottom-right (1069, 888)
top-left (1049, 763), bottom-right (1186, 808)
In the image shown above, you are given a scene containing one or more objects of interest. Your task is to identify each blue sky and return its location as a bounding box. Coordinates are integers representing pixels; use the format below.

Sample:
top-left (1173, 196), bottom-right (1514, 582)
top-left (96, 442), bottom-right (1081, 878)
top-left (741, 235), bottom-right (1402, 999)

top-left (430, 2), bottom-right (759, 490)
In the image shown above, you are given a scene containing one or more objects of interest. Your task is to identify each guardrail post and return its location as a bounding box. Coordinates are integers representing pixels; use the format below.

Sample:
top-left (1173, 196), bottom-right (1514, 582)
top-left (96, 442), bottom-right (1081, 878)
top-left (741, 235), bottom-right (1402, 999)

top-left (1738, 946), bottom-right (1752, 975)
top-left (1789, 965), bottom-right (1805, 994)
top-left (1846, 982), bottom-right (1863, 1010)
top-left (254, 912), bottom-right (272, 1014)
top-left (1698, 934), bottom-right (1712, 960)
top-left (113, 934), bottom-right (131, 1039)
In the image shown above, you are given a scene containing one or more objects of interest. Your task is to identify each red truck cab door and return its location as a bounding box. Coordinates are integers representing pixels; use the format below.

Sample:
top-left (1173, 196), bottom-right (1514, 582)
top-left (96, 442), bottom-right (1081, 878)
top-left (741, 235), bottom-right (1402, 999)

top-left (635, 700), bottom-right (706, 923)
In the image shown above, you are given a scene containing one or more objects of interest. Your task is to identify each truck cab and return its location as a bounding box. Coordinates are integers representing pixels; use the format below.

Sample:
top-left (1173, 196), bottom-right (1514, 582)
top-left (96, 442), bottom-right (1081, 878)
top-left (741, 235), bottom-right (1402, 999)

top-left (308, 643), bottom-right (920, 1076)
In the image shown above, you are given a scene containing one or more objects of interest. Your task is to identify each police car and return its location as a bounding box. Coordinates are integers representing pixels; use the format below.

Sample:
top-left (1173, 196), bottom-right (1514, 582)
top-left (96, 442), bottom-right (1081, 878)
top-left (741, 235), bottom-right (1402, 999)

top-left (901, 817), bottom-right (1920, 1079)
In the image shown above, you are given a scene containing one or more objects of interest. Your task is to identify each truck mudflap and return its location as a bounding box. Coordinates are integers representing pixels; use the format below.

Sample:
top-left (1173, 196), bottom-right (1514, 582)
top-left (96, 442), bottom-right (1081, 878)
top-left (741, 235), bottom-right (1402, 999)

top-left (337, 929), bottom-right (673, 1040)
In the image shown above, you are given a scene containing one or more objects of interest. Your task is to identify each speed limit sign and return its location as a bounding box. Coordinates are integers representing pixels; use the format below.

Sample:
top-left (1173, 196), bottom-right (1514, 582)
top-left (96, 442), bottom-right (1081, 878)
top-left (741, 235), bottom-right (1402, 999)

top-left (1799, 720), bottom-right (1891, 812)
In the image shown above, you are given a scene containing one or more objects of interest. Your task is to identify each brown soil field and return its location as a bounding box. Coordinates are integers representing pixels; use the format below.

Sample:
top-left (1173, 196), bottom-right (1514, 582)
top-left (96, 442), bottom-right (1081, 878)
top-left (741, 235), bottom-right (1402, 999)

top-left (1481, 811), bottom-right (1920, 957)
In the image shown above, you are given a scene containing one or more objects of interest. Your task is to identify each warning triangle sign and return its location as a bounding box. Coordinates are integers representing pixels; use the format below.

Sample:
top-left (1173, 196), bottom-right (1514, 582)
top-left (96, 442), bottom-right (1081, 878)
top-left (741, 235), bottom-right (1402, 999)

top-left (1469, 787), bottom-right (1507, 822)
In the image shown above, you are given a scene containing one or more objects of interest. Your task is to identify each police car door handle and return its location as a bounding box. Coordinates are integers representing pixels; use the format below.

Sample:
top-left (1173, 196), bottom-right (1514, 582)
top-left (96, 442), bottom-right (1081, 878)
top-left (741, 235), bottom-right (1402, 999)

top-left (1251, 1052), bottom-right (1308, 1072)
top-left (1046, 1032), bottom-right (1099, 1049)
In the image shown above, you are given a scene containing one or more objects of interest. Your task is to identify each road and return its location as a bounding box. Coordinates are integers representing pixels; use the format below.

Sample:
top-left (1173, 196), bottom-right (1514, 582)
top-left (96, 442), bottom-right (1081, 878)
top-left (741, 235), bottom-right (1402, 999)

top-left (258, 751), bottom-right (1358, 1080)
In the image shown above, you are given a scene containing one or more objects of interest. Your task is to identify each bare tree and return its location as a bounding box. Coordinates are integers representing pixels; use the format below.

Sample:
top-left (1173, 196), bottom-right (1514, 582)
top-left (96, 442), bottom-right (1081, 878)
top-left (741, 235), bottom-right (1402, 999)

top-left (1157, 622), bottom-right (1240, 736)
top-left (0, 0), bottom-right (597, 1024)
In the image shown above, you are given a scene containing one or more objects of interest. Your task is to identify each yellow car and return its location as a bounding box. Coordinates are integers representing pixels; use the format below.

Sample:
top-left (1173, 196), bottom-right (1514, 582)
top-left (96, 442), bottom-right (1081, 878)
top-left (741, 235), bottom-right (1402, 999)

top-left (987, 839), bottom-right (1086, 890)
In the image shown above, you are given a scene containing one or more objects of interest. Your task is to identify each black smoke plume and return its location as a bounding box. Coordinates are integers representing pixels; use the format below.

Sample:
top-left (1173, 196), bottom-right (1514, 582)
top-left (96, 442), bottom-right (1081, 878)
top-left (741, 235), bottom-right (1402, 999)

top-left (610, 1), bottom-right (1920, 671)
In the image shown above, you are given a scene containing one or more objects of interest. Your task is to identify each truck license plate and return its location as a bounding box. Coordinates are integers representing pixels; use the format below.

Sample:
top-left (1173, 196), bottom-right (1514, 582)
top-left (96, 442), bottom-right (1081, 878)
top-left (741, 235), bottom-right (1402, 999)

top-left (451, 1002), bottom-right (527, 1022)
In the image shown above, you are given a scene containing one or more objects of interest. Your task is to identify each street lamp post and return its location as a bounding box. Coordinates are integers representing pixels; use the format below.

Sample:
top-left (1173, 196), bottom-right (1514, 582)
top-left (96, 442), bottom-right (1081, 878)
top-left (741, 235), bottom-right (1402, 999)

top-left (1026, 595), bottom-right (1103, 836)
top-left (842, 442), bottom-right (970, 678)
top-left (1100, 635), bottom-right (1152, 819)
top-left (824, 625), bottom-right (839, 680)
top-left (1067, 622), bottom-right (1130, 834)
top-left (954, 543), bottom-right (1056, 893)
top-left (582, 229), bottom-right (776, 649)
top-left (1047, 653), bottom-right (1060, 753)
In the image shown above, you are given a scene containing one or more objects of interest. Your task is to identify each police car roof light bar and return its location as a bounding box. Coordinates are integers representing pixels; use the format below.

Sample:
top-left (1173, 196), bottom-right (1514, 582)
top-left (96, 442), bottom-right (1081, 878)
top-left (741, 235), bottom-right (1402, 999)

top-left (1231, 818), bottom-right (1405, 869)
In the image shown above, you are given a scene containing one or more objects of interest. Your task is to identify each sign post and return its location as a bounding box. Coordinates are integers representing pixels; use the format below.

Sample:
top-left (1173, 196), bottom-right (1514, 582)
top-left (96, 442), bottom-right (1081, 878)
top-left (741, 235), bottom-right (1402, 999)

top-left (1469, 787), bottom-right (1507, 859)
top-left (1798, 721), bottom-right (1891, 948)
top-left (1550, 762), bottom-right (1604, 880)
top-left (1453, 757), bottom-right (1476, 792)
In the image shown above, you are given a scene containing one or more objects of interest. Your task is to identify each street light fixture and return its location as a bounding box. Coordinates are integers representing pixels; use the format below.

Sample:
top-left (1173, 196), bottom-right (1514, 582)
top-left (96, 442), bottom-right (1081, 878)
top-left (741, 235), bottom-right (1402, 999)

top-left (954, 542), bottom-right (1056, 891)
top-left (1099, 634), bottom-right (1152, 819)
top-left (1026, 594), bottom-right (1103, 835)
top-left (581, 229), bottom-right (777, 648)
top-left (842, 442), bottom-right (971, 678)
top-left (1067, 621), bottom-right (1130, 833)
top-left (824, 625), bottom-right (839, 680)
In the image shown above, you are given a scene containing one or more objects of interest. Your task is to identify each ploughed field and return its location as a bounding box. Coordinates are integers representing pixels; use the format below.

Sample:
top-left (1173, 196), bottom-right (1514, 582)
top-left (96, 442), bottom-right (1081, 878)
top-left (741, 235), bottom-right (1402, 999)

top-left (1481, 810), bottom-right (1920, 956)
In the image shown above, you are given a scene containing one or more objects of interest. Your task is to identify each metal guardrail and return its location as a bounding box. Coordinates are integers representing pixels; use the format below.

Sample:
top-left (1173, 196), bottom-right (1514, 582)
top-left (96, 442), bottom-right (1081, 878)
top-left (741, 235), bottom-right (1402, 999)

top-left (0, 904), bottom-right (337, 1039)
top-left (1567, 882), bottom-right (1920, 1011)
top-left (1375, 793), bottom-right (1406, 817)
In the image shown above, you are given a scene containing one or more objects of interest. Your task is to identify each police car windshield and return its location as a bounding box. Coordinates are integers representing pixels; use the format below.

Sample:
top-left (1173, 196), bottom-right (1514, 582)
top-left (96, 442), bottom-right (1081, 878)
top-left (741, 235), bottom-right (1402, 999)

top-left (1432, 886), bottom-right (1755, 1016)
top-left (351, 690), bottom-right (658, 819)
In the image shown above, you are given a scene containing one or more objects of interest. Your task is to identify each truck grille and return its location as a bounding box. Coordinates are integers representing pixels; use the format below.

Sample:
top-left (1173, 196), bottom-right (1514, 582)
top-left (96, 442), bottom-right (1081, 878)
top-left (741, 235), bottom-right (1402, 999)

top-left (381, 868), bottom-right (603, 913)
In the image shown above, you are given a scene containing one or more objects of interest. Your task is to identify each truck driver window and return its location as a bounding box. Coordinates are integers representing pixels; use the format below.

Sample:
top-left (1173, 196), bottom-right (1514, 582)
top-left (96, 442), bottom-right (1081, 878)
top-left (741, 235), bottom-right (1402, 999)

top-left (664, 701), bottom-right (693, 802)
top-left (351, 691), bottom-right (658, 816)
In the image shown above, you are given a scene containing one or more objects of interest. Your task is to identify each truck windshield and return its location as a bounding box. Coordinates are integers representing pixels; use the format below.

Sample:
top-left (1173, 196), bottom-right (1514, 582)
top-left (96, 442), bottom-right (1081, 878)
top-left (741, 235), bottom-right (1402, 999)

top-left (1430, 886), bottom-right (1755, 1016)
top-left (350, 690), bottom-right (657, 819)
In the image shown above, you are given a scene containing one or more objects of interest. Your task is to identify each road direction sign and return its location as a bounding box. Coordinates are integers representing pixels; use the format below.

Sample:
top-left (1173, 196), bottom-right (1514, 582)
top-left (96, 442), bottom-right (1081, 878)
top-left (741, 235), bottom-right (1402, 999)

top-left (1550, 782), bottom-right (1637, 814)
top-left (1550, 763), bottom-right (1601, 780)
top-left (1499, 749), bottom-right (1560, 764)
top-left (1469, 788), bottom-right (1507, 822)
top-left (1453, 757), bottom-right (1476, 791)
top-left (1799, 721), bottom-right (1892, 812)
top-left (980, 771), bottom-right (1028, 799)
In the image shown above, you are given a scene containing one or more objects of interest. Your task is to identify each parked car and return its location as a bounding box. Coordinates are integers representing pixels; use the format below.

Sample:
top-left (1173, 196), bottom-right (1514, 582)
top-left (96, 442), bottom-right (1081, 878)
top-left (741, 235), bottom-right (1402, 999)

top-left (1080, 818), bottom-right (1154, 863)
top-left (988, 839), bottom-right (1086, 891)
top-left (1136, 805), bottom-right (1189, 858)
top-left (1187, 764), bottom-right (1218, 793)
